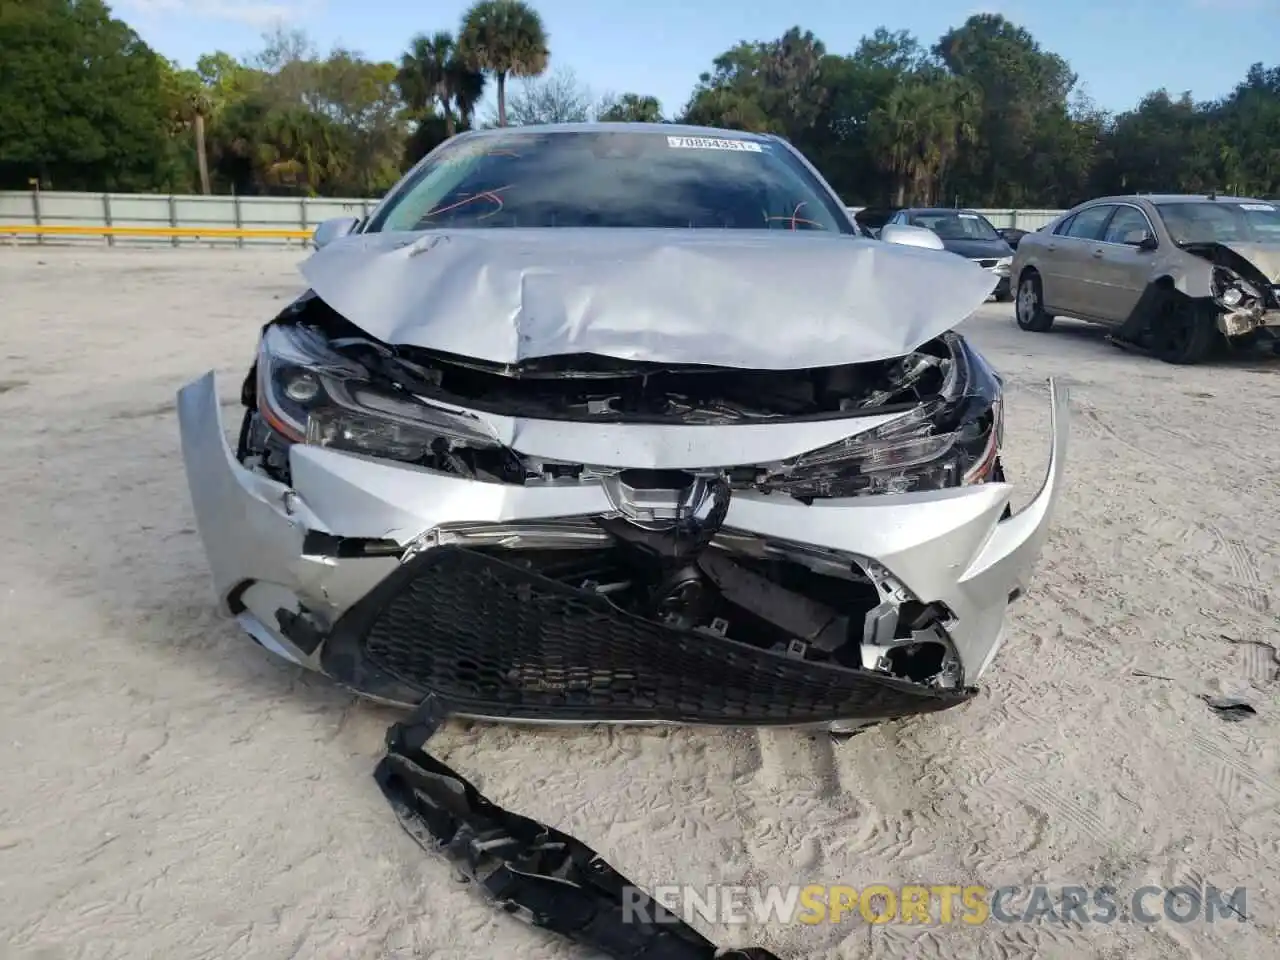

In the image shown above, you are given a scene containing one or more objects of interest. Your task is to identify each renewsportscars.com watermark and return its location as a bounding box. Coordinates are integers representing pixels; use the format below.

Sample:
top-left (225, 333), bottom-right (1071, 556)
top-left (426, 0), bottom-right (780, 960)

top-left (622, 884), bottom-right (1249, 926)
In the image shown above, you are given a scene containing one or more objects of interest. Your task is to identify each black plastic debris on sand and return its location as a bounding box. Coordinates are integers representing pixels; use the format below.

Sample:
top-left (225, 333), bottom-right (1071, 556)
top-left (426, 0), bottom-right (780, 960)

top-left (375, 696), bottom-right (785, 960)
top-left (1199, 695), bottom-right (1258, 722)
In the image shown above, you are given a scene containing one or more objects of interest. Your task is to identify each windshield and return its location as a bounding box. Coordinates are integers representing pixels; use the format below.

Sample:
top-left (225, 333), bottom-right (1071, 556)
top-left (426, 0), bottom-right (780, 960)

top-left (1155, 201), bottom-right (1280, 245)
top-left (908, 211), bottom-right (1002, 241)
top-left (368, 130), bottom-right (853, 234)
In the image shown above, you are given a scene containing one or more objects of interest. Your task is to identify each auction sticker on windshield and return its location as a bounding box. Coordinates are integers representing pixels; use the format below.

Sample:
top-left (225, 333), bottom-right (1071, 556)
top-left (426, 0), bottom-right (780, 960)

top-left (1240, 203), bottom-right (1276, 212)
top-left (667, 136), bottom-right (763, 152)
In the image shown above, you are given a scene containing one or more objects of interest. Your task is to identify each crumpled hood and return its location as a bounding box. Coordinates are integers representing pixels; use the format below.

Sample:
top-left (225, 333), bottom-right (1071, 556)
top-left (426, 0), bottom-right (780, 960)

top-left (301, 228), bottom-right (998, 370)
top-left (1221, 242), bottom-right (1280, 283)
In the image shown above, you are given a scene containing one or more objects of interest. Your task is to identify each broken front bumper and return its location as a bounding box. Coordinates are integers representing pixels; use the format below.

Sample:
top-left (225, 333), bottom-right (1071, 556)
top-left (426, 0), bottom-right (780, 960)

top-left (1218, 306), bottom-right (1280, 339)
top-left (177, 371), bottom-right (1069, 726)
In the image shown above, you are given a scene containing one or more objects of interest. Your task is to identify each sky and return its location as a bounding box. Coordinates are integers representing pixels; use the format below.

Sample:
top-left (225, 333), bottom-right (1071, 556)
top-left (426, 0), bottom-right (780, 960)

top-left (118, 0), bottom-right (1280, 118)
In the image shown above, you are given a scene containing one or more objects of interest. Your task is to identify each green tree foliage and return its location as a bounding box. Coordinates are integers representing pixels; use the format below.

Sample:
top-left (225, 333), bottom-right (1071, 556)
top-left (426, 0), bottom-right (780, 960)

top-left (933, 14), bottom-right (1077, 205)
top-left (0, 0), bottom-right (175, 190)
top-left (397, 31), bottom-right (485, 140)
top-left (2, 3), bottom-right (1278, 203)
top-left (194, 32), bottom-right (408, 197)
top-left (680, 15), bottom-right (1280, 206)
top-left (597, 93), bottom-right (664, 123)
top-left (457, 0), bottom-right (550, 127)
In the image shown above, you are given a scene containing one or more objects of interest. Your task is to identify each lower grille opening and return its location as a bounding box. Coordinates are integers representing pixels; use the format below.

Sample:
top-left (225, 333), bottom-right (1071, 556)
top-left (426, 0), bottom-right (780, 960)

top-left (327, 540), bottom-right (972, 725)
top-left (479, 545), bottom-right (882, 666)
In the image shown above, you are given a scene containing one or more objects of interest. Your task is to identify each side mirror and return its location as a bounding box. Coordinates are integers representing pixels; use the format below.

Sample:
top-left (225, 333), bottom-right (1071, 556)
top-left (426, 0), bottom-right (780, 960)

top-left (312, 216), bottom-right (360, 249)
top-left (879, 223), bottom-right (946, 251)
top-left (1123, 229), bottom-right (1157, 251)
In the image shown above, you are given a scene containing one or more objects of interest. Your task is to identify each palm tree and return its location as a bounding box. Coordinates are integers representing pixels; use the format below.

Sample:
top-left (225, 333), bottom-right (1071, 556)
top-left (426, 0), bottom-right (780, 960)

top-left (398, 31), bottom-right (486, 137)
top-left (598, 93), bottom-right (663, 123)
top-left (188, 89), bottom-right (214, 195)
top-left (451, 63), bottom-right (486, 130)
top-left (457, 0), bottom-right (549, 127)
top-left (164, 65), bottom-right (216, 194)
top-left (396, 32), bottom-right (466, 137)
top-left (869, 73), bottom-right (979, 205)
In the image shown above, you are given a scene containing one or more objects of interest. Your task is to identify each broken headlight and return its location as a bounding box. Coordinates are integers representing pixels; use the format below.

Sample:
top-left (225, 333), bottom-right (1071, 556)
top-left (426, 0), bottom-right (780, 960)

top-left (1212, 267), bottom-right (1263, 308)
top-left (255, 323), bottom-right (501, 460)
top-left (759, 336), bottom-right (1003, 498)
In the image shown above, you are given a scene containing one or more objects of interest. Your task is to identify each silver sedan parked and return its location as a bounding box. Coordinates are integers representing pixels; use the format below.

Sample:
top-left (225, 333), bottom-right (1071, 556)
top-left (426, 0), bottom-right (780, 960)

top-left (177, 122), bottom-right (1068, 732)
top-left (1011, 194), bottom-right (1280, 364)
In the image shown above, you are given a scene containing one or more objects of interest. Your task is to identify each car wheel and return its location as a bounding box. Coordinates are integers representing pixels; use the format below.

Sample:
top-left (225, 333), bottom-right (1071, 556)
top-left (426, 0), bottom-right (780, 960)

top-left (1015, 272), bottom-right (1054, 332)
top-left (1153, 299), bottom-right (1217, 365)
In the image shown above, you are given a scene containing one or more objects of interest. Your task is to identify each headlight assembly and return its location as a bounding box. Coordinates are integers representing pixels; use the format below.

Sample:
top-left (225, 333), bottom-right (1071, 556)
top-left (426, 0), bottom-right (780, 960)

top-left (758, 336), bottom-right (1004, 499)
top-left (255, 323), bottom-right (502, 460)
top-left (251, 323), bottom-right (1003, 502)
top-left (1211, 267), bottom-right (1261, 308)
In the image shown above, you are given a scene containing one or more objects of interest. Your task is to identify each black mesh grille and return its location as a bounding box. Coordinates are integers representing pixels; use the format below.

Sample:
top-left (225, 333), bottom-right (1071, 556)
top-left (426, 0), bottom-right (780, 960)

top-left (328, 546), bottom-right (972, 725)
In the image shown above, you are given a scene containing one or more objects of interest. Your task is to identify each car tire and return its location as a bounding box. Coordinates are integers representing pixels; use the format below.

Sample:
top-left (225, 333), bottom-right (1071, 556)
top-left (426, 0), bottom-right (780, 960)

top-left (1152, 302), bottom-right (1218, 366)
top-left (1153, 299), bottom-right (1217, 365)
top-left (1015, 272), bottom-right (1054, 332)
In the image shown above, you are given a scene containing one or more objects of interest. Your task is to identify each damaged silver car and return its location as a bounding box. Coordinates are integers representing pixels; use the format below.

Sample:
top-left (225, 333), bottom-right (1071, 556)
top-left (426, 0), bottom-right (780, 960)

top-left (178, 123), bottom-right (1068, 731)
top-left (1012, 194), bottom-right (1280, 363)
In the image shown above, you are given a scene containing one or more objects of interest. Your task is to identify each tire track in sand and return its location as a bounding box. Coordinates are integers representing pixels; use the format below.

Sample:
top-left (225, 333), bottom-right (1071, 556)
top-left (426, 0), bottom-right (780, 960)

top-left (716, 729), bottom-right (864, 955)
top-left (1229, 637), bottom-right (1280, 687)
top-left (1187, 728), bottom-right (1280, 817)
top-left (964, 743), bottom-right (1113, 844)
top-left (1200, 523), bottom-right (1271, 613)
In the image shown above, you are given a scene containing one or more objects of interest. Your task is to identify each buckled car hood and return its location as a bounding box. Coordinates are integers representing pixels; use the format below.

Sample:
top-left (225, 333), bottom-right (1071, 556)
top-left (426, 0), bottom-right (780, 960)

top-left (300, 228), bottom-right (998, 370)
top-left (1219, 242), bottom-right (1280, 283)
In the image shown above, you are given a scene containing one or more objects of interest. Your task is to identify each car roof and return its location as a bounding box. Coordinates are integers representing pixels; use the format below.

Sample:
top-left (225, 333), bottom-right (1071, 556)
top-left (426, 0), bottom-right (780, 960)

top-left (1082, 194), bottom-right (1272, 206)
top-left (903, 208), bottom-right (986, 216)
top-left (459, 122), bottom-right (778, 143)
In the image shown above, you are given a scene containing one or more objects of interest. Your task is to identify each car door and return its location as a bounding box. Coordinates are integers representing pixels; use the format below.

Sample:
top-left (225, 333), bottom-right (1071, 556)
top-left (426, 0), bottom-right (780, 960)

top-left (1039, 204), bottom-right (1116, 317)
top-left (1089, 204), bottom-right (1160, 323)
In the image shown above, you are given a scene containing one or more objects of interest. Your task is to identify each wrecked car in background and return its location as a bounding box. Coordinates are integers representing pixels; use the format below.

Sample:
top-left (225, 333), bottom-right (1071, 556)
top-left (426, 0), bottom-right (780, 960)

top-left (178, 123), bottom-right (1068, 733)
top-left (1011, 194), bottom-right (1280, 364)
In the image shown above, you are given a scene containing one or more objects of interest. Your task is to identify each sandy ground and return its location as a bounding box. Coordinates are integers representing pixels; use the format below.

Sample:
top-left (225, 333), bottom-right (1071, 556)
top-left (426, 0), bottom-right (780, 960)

top-left (0, 246), bottom-right (1277, 960)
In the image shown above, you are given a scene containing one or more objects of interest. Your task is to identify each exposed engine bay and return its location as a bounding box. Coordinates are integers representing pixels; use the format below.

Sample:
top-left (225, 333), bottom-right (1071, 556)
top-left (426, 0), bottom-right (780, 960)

top-left (1187, 241), bottom-right (1280, 339)
top-left (242, 291), bottom-right (1001, 497)
top-left (237, 291), bottom-right (1006, 695)
top-left (1115, 241), bottom-right (1280, 352)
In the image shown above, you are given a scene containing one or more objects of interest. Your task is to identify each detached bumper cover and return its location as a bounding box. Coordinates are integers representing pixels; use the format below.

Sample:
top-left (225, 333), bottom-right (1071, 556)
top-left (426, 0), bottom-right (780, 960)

top-left (178, 371), bottom-right (1069, 725)
top-left (376, 701), bottom-right (782, 960)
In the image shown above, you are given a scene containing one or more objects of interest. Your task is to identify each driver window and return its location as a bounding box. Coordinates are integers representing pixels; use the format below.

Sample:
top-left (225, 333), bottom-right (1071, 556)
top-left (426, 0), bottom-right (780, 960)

top-left (1103, 206), bottom-right (1151, 244)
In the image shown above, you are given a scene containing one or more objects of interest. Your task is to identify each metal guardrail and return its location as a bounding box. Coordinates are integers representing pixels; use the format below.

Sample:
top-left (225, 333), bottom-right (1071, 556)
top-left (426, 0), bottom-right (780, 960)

top-left (0, 224), bottom-right (313, 240)
top-left (0, 190), bottom-right (1066, 249)
top-left (0, 190), bottom-right (371, 247)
